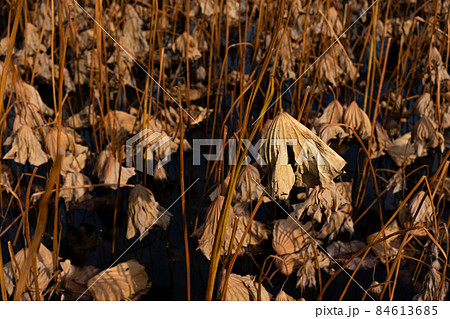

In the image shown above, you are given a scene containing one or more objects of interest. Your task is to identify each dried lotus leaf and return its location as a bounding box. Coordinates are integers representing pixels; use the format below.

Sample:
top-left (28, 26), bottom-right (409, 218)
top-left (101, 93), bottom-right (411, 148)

top-left (275, 291), bottom-right (296, 301)
top-left (3, 124), bottom-right (49, 166)
top-left (220, 273), bottom-right (271, 301)
top-left (262, 112), bottom-right (346, 199)
top-left (87, 260), bottom-right (151, 301)
top-left (272, 214), bottom-right (309, 255)
top-left (126, 185), bottom-right (172, 240)
top-left (343, 101), bottom-right (372, 140)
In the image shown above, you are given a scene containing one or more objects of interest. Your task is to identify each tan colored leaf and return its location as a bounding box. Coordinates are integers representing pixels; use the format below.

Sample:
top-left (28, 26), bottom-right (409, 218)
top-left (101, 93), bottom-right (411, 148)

top-left (126, 185), bottom-right (172, 240)
top-left (94, 146), bottom-right (135, 188)
top-left (219, 273), bottom-right (271, 301)
top-left (272, 214), bottom-right (310, 255)
top-left (275, 291), bottom-right (296, 301)
top-left (87, 260), bottom-right (151, 301)
top-left (3, 123), bottom-right (49, 166)
top-left (262, 112), bottom-right (346, 199)
top-left (59, 172), bottom-right (93, 208)
top-left (343, 101), bottom-right (372, 140)
top-left (3, 244), bottom-right (53, 300)
top-left (387, 132), bottom-right (417, 166)
top-left (193, 196), bottom-right (269, 260)
top-left (172, 31), bottom-right (202, 60)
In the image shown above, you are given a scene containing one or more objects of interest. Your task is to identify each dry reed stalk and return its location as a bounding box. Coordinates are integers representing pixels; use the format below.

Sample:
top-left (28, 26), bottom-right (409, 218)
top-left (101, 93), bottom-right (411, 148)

top-left (13, 150), bottom-right (63, 300)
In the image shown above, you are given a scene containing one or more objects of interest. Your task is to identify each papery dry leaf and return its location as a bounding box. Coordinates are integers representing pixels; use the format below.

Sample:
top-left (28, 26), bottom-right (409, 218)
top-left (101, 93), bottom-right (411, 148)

top-left (63, 265), bottom-right (100, 298)
top-left (66, 103), bottom-right (99, 129)
top-left (381, 91), bottom-right (404, 115)
top-left (121, 5), bottom-right (149, 59)
top-left (400, 191), bottom-right (434, 226)
top-left (272, 214), bottom-right (310, 255)
top-left (296, 249), bottom-right (331, 290)
top-left (413, 261), bottom-right (448, 301)
top-left (366, 220), bottom-right (401, 263)
top-left (3, 123), bottom-right (49, 166)
top-left (387, 132), bottom-right (417, 166)
top-left (386, 169), bottom-right (406, 194)
top-left (196, 65), bottom-right (207, 80)
top-left (87, 260), bottom-right (151, 301)
top-left (316, 210), bottom-right (354, 241)
top-left (294, 182), bottom-right (349, 223)
top-left (370, 122), bottom-right (393, 159)
top-left (169, 82), bottom-right (205, 101)
top-left (274, 252), bottom-right (303, 275)
top-left (13, 81), bottom-right (54, 130)
top-left (24, 22), bottom-right (40, 55)
top-left (275, 291), bottom-right (296, 301)
top-left (316, 45), bottom-right (356, 88)
top-left (173, 31), bottom-right (202, 60)
top-left (59, 172), bottom-right (93, 209)
top-left (262, 112), bottom-right (346, 199)
top-left (126, 185), bottom-right (171, 240)
top-left (74, 49), bottom-right (101, 85)
top-left (427, 47), bottom-right (450, 84)
top-left (209, 176), bottom-right (230, 201)
top-left (412, 116), bottom-right (444, 157)
top-left (326, 240), bottom-right (375, 271)
top-left (322, 7), bottom-right (344, 37)
top-left (94, 146), bottom-right (135, 188)
top-left (0, 167), bottom-right (12, 192)
top-left (44, 126), bottom-right (89, 174)
top-left (3, 244), bottom-right (53, 300)
top-left (344, 101), bottom-right (372, 140)
top-left (193, 196), bottom-right (269, 259)
top-left (409, 93), bottom-right (434, 118)
top-left (234, 165), bottom-right (263, 202)
top-left (314, 99), bottom-right (344, 126)
top-left (319, 125), bottom-right (348, 144)
top-left (219, 273), bottom-right (271, 301)
top-left (104, 110), bottom-right (138, 136)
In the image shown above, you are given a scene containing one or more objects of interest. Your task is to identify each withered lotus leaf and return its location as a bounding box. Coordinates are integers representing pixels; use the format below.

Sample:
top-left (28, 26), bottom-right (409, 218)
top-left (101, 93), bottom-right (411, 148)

top-left (413, 261), bottom-right (448, 301)
top-left (126, 185), bottom-right (172, 240)
top-left (366, 220), bottom-right (401, 264)
top-left (234, 165), bottom-right (263, 202)
top-left (274, 252), bottom-right (303, 276)
top-left (272, 214), bottom-right (310, 255)
top-left (387, 132), bottom-right (417, 166)
top-left (294, 182), bottom-right (349, 223)
top-left (44, 127), bottom-right (89, 175)
top-left (316, 211), bottom-right (354, 241)
top-left (94, 146), bottom-right (136, 188)
top-left (59, 172), bottom-right (93, 208)
top-left (87, 260), bottom-right (151, 301)
top-left (3, 123), bottom-right (49, 166)
top-left (262, 111), bottom-right (346, 199)
top-left (219, 273), bottom-right (271, 301)
top-left (3, 244), bottom-right (53, 300)
top-left (172, 31), bottom-right (202, 60)
top-left (193, 196), bottom-right (269, 259)
top-left (343, 101), bottom-right (372, 140)
top-left (410, 93), bottom-right (434, 118)
top-left (275, 290), bottom-right (296, 301)
top-left (412, 116), bottom-right (444, 157)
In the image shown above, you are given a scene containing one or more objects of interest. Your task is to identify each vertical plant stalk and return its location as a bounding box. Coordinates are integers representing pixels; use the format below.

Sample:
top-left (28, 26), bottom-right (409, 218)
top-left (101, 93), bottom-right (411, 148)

top-left (53, 0), bottom-right (69, 272)
top-left (363, 0), bottom-right (378, 113)
top-left (0, 3), bottom-right (24, 284)
top-left (13, 151), bottom-right (63, 300)
top-left (0, 239), bottom-right (7, 300)
top-left (205, 77), bottom-right (276, 300)
top-left (179, 107), bottom-right (191, 300)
